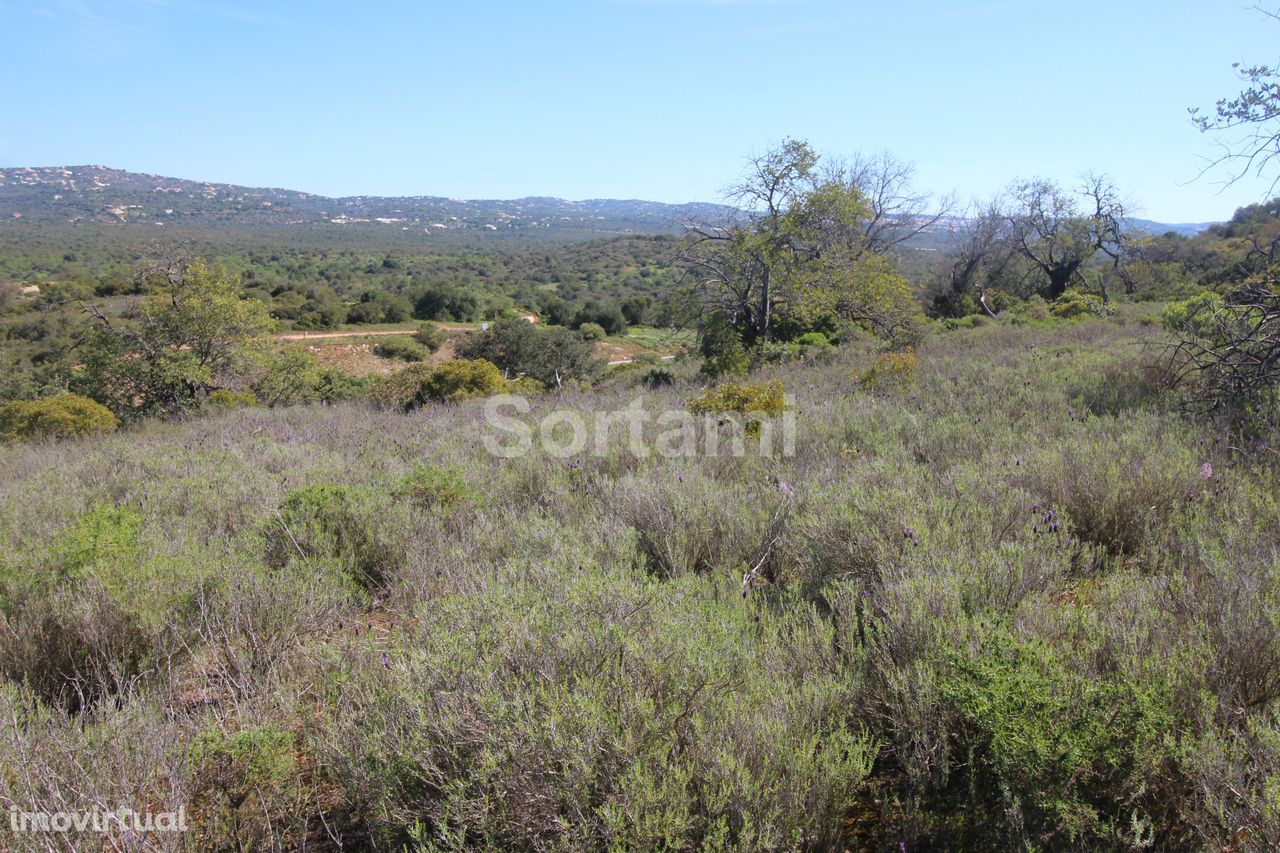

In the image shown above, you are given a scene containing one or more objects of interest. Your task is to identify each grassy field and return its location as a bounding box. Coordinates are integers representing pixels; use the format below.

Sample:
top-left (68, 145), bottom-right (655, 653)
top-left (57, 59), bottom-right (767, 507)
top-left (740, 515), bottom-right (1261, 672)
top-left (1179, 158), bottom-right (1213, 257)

top-left (2, 312), bottom-right (1279, 850)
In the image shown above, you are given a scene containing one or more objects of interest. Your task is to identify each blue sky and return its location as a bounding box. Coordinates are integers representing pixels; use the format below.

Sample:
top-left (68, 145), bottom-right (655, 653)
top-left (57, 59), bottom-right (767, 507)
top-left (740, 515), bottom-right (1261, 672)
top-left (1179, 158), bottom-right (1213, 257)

top-left (1, 0), bottom-right (1276, 221)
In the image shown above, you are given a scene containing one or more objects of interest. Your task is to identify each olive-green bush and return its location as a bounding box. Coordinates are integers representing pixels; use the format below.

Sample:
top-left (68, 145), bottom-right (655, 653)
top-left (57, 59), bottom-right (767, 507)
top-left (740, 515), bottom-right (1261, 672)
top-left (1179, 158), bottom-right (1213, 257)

top-left (0, 393), bottom-right (117, 442)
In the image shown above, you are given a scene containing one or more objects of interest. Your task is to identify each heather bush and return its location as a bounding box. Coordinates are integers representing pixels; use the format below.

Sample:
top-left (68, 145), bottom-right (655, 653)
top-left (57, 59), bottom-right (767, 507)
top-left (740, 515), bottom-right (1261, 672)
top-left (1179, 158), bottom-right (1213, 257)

top-left (188, 723), bottom-right (313, 850)
top-left (607, 468), bottom-right (784, 579)
top-left (0, 582), bottom-right (151, 711)
top-left (395, 464), bottom-right (483, 513)
top-left (321, 568), bottom-right (876, 851)
top-left (264, 483), bottom-right (405, 591)
top-left (1019, 417), bottom-right (1199, 558)
top-left (0, 392), bottom-right (117, 442)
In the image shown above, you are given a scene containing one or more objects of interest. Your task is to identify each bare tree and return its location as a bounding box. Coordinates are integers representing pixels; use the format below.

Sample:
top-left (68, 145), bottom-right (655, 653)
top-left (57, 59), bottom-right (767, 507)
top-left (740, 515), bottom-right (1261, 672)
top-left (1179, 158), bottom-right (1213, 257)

top-left (1191, 5), bottom-right (1280, 193)
top-left (824, 150), bottom-right (955, 256)
top-left (1167, 280), bottom-right (1280, 411)
top-left (936, 197), bottom-right (1016, 316)
top-left (1005, 175), bottom-right (1128, 300)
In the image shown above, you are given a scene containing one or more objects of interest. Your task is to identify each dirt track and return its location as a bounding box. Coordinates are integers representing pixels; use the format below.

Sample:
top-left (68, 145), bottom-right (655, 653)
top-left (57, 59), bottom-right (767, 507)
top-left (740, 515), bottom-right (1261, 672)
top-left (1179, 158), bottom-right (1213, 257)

top-left (275, 329), bottom-right (419, 342)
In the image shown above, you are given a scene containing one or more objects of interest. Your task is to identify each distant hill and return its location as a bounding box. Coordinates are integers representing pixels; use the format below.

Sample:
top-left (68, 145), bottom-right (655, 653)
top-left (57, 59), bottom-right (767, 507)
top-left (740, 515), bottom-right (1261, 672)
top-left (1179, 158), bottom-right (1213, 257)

top-left (0, 166), bottom-right (1218, 256)
top-left (1123, 217), bottom-right (1218, 237)
top-left (0, 166), bottom-right (731, 241)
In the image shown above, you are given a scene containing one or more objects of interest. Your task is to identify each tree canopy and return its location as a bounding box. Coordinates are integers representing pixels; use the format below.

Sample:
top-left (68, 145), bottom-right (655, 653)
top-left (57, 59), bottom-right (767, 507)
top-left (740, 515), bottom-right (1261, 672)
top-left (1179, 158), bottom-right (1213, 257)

top-left (679, 139), bottom-right (924, 352)
top-left (74, 259), bottom-right (275, 418)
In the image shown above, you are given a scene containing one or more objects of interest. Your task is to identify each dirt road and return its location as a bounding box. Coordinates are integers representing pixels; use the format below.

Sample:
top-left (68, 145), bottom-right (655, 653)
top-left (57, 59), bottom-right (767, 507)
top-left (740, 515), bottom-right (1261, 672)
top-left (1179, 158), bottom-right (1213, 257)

top-left (275, 329), bottom-right (418, 342)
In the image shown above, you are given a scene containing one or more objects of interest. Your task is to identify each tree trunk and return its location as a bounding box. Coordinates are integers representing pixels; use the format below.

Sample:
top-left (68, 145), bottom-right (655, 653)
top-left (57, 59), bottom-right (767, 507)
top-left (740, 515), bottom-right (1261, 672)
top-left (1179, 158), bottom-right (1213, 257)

top-left (758, 269), bottom-right (772, 342)
top-left (1043, 261), bottom-right (1080, 300)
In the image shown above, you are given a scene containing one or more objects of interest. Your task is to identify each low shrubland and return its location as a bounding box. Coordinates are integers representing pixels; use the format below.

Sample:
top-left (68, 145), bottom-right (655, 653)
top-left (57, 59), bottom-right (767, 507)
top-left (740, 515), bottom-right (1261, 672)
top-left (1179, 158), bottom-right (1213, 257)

top-left (1, 313), bottom-right (1279, 850)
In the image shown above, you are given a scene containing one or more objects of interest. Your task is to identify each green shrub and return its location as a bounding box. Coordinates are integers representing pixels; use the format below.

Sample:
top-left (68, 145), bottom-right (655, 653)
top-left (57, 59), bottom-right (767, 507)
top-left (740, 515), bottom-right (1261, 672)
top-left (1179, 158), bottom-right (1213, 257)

top-left (0, 393), bottom-right (117, 442)
top-left (264, 484), bottom-right (401, 590)
top-left (56, 503), bottom-right (144, 583)
top-left (395, 465), bottom-right (482, 512)
top-left (643, 367), bottom-right (674, 388)
top-left (687, 380), bottom-right (788, 436)
top-left (939, 626), bottom-right (1172, 846)
top-left (1161, 290), bottom-right (1224, 336)
top-left (1050, 288), bottom-right (1111, 319)
top-left (579, 321), bottom-right (606, 341)
top-left (189, 725), bottom-right (310, 850)
top-left (856, 348), bottom-right (918, 390)
top-left (205, 388), bottom-right (258, 410)
top-left (314, 368), bottom-right (374, 403)
top-left (0, 502), bottom-right (173, 710)
top-left (795, 331), bottom-right (832, 348)
top-left (374, 337), bottom-right (429, 362)
top-left (191, 723), bottom-right (295, 786)
top-left (412, 323), bottom-right (446, 352)
top-left (370, 358), bottom-right (507, 410)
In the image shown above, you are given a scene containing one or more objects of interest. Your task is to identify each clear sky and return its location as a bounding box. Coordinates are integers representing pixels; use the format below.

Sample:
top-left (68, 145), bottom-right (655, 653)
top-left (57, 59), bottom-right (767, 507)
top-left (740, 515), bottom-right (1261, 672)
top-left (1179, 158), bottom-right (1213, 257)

top-left (1, 0), bottom-right (1276, 222)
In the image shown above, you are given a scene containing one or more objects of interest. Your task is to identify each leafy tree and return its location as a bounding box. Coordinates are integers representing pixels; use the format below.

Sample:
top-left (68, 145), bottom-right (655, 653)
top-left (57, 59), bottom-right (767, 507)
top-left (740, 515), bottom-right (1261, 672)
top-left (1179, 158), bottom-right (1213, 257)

top-left (346, 290), bottom-right (409, 325)
top-left (413, 283), bottom-right (480, 322)
top-left (681, 138), bottom-right (821, 345)
top-left (931, 198), bottom-right (1017, 317)
top-left (456, 317), bottom-right (601, 389)
top-left (572, 299), bottom-right (627, 335)
top-left (538, 296), bottom-right (575, 327)
top-left (698, 312), bottom-right (750, 377)
top-left (681, 139), bottom-right (925, 352)
top-left (828, 149), bottom-right (954, 254)
top-left (75, 259), bottom-right (275, 418)
top-left (621, 295), bottom-right (652, 326)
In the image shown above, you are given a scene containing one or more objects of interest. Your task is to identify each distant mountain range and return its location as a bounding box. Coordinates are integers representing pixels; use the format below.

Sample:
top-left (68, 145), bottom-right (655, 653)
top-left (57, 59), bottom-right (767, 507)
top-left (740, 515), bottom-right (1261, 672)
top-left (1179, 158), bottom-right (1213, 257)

top-left (0, 166), bottom-right (730, 239)
top-left (0, 165), bottom-right (1218, 241)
